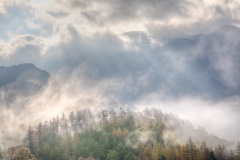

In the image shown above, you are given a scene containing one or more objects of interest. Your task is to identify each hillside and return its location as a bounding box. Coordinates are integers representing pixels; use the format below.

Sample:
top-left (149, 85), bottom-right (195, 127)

top-left (3, 108), bottom-right (238, 160)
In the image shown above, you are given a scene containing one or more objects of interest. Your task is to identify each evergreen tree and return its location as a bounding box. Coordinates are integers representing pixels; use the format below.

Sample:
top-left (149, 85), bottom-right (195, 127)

top-left (27, 126), bottom-right (35, 155)
top-left (107, 150), bottom-right (120, 160)
top-left (200, 141), bottom-right (209, 160)
top-left (209, 151), bottom-right (216, 160)
top-left (0, 151), bottom-right (3, 159)
top-left (124, 151), bottom-right (137, 160)
top-left (185, 137), bottom-right (197, 160)
top-left (236, 141), bottom-right (240, 160)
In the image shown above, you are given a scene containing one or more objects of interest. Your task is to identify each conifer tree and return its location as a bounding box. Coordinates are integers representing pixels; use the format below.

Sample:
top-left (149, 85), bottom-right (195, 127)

top-left (200, 141), bottom-right (209, 160)
top-left (185, 137), bottom-right (197, 160)
top-left (209, 150), bottom-right (216, 160)
top-left (236, 141), bottom-right (240, 160)
top-left (27, 126), bottom-right (35, 155)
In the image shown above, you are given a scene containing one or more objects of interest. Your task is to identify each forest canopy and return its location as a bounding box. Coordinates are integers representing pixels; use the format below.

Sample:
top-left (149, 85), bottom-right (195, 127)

top-left (2, 108), bottom-right (240, 160)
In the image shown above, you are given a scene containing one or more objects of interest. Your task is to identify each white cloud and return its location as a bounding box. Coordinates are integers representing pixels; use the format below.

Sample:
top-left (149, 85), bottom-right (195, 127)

top-left (136, 94), bottom-right (240, 141)
top-left (0, 35), bottom-right (42, 58)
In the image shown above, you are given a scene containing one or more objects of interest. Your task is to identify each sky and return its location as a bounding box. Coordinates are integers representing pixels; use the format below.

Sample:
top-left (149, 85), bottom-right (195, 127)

top-left (1, 0), bottom-right (240, 148)
top-left (1, 0), bottom-right (240, 71)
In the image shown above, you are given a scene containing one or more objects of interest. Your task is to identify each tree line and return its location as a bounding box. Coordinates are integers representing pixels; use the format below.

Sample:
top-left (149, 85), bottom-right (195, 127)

top-left (2, 108), bottom-right (240, 160)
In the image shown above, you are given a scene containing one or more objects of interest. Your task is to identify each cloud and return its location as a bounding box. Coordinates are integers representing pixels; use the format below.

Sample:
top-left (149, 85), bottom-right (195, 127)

top-left (0, 1), bottom-right (40, 40)
top-left (1, 68), bottom-right (240, 150)
top-left (2, 0), bottom-right (240, 46)
top-left (0, 66), bottom-right (123, 149)
top-left (2, 24), bottom-right (240, 100)
top-left (0, 35), bottom-right (42, 58)
top-left (136, 94), bottom-right (240, 141)
top-left (1, 0), bottom-right (240, 150)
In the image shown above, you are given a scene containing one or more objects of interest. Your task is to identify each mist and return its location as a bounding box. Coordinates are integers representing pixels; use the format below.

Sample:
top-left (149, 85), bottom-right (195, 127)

top-left (1, 0), bottom-right (240, 154)
top-left (0, 64), bottom-right (240, 150)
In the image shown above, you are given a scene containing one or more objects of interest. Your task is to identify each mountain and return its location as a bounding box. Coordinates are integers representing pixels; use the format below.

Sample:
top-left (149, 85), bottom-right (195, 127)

top-left (70, 25), bottom-right (240, 101)
top-left (149, 25), bottom-right (240, 99)
top-left (0, 63), bottom-right (49, 104)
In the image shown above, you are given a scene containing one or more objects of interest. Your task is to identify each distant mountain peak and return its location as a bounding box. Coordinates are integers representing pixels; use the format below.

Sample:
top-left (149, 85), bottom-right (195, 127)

top-left (16, 63), bottom-right (36, 68)
top-left (0, 63), bottom-right (50, 103)
top-left (214, 25), bottom-right (240, 34)
top-left (0, 63), bottom-right (49, 85)
top-left (1, 63), bottom-right (36, 68)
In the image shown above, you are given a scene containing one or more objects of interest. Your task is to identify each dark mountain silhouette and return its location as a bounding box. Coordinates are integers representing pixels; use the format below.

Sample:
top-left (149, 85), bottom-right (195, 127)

top-left (0, 63), bottom-right (49, 104)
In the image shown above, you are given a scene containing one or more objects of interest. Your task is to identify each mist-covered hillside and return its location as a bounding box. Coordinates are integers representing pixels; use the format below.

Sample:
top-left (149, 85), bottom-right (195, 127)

top-left (3, 108), bottom-right (238, 160)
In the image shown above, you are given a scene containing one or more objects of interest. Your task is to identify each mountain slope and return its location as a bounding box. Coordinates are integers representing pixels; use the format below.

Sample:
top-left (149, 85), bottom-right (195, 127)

top-left (67, 25), bottom-right (240, 101)
top-left (149, 25), bottom-right (240, 99)
top-left (0, 63), bottom-right (49, 104)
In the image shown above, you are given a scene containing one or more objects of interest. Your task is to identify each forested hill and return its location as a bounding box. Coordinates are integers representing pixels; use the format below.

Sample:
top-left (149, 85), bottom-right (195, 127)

top-left (3, 108), bottom-right (240, 160)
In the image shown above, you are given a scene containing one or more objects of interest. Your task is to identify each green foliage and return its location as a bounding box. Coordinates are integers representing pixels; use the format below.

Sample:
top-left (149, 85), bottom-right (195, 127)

top-left (107, 150), bottom-right (119, 160)
top-left (124, 151), bottom-right (137, 160)
top-left (7, 147), bottom-right (36, 160)
top-left (8, 108), bottom-right (238, 160)
top-left (158, 155), bottom-right (167, 160)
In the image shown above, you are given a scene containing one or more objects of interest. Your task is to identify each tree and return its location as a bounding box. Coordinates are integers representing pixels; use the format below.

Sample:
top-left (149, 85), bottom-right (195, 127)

top-left (43, 121), bottom-right (48, 138)
top-left (152, 143), bottom-right (165, 160)
top-left (107, 150), bottom-right (120, 160)
top-left (158, 155), bottom-right (166, 160)
top-left (200, 141), bottom-right (209, 160)
top-left (61, 113), bottom-right (68, 131)
top-left (235, 141), bottom-right (240, 160)
top-left (214, 144), bottom-right (227, 160)
top-left (124, 151), bottom-right (137, 160)
top-left (69, 112), bottom-right (75, 130)
top-left (0, 151), bottom-right (3, 159)
top-left (185, 138), bottom-right (197, 160)
top-left (37, 122), bottom-right (43, 148)
top-left (11, 147), bottom-right (36, 160)
top-left (139, 146), bottom-right (152, 160)
top-left (165, 147), bottom-right (177, 160)
top-left (209, 151), bottom-right (216, 160)
top-left (85, 157), bottom-right (95, 160)
top-left (26, 126), bottom-right (35, 155)
top-left (175, 144), bottom-right (185, 160)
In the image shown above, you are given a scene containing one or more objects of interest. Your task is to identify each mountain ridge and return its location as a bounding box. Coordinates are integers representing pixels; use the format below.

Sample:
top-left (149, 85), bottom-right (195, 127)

top-left (0, 63), bottom-right (50, 105)
top-left (149, 25), bottom-right (240, 99)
